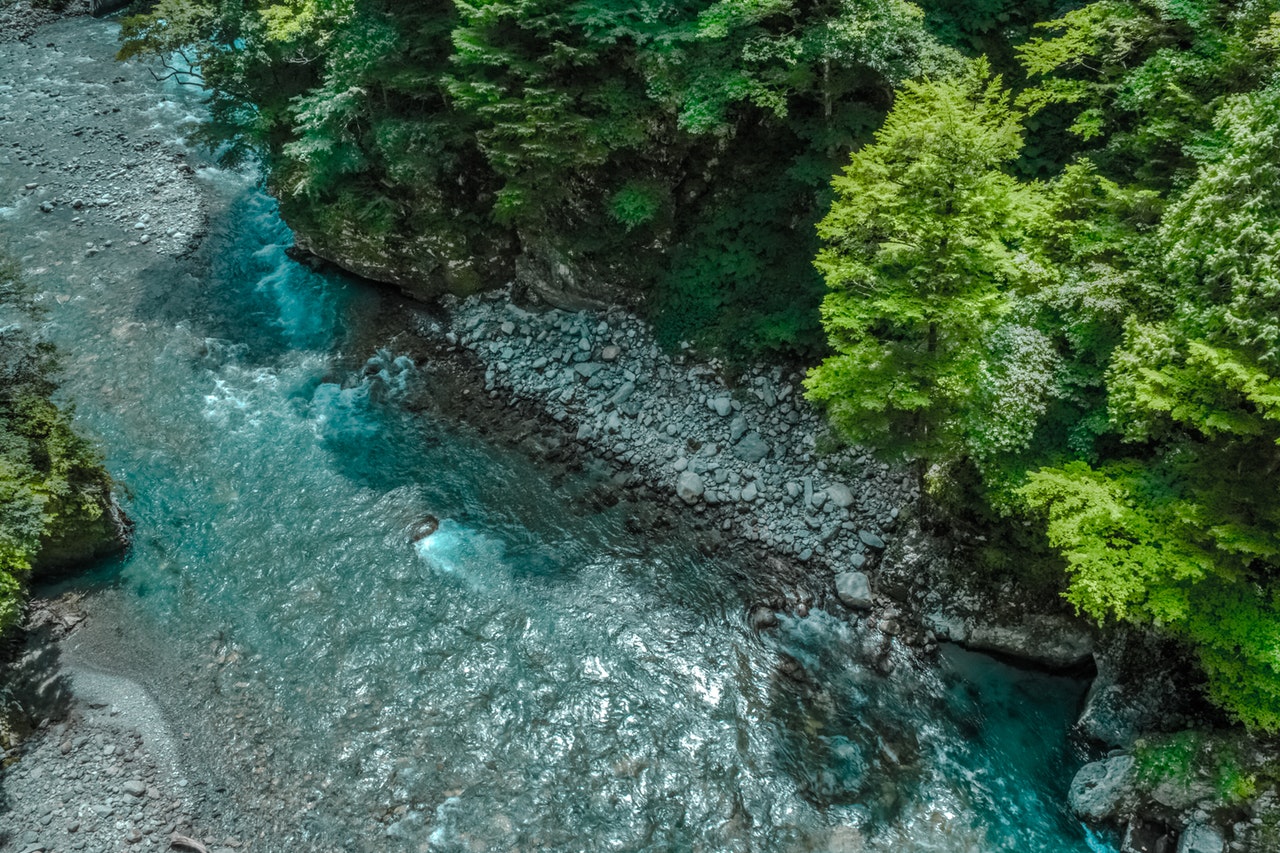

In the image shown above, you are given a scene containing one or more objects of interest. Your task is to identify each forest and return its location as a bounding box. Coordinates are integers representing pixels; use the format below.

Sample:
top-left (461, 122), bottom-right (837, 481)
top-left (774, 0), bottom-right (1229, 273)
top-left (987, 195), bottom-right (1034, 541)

top-left (116, 0), bottom-right (1280, 731)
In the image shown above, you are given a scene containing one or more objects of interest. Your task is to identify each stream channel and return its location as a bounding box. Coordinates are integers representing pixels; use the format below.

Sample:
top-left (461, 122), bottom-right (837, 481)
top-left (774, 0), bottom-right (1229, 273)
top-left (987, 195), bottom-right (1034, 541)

top-left (1, 15), bottom-right (1117, 853)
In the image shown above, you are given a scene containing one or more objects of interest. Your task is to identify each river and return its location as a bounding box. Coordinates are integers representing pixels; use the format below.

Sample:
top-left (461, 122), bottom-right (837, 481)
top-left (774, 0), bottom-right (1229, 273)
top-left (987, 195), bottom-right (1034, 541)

top-left (1, 15), bottom-right (1114, 853)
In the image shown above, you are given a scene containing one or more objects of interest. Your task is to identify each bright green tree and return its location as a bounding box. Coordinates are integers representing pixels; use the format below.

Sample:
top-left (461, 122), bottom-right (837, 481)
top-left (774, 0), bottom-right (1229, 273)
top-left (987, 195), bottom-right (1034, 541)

top-left (1021, 84), bottom-right (1280, 730)
top-left (805, 59), bottom-right (1048, 461)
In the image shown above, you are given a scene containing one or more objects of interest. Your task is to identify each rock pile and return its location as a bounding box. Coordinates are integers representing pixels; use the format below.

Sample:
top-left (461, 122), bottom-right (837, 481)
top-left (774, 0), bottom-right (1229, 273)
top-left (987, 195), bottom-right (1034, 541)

top-left (0, 702), bottom-right (238, 853)
top-left (431, 290), bottom-right (918, 590)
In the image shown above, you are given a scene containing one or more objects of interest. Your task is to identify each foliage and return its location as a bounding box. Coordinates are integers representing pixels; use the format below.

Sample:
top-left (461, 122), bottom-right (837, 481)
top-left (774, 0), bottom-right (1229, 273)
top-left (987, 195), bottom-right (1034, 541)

top-left (117, 0), bottom-right (966, 357)
top-left (809, 1), bottom-right (1280, 730)
top-left (0, 258), bottom-right (112, 635)
top-left (804, 60), bottom-right (1047, 461)
top-left (1133, 729), bottom-right (1260, 807)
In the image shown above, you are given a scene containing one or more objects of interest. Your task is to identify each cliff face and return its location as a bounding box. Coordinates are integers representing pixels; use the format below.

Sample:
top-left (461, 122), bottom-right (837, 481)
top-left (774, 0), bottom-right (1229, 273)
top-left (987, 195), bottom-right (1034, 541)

top-left (277, 192), bottom-right (642, 315)
top-left (276, 193), bottom-right (510, 304)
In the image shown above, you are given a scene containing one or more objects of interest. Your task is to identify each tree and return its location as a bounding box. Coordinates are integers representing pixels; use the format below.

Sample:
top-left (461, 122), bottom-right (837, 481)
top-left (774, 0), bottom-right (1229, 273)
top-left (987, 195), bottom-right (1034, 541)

top-left (1020, 84), bottom-right (1280, 731)
top-left (805, 59), bottom-right (1048, 461)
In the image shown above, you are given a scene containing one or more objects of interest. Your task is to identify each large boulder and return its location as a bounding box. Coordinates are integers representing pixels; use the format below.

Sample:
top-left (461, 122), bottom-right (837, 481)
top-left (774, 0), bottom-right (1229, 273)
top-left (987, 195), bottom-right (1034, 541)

top-left (964, 613), bottom-right (1095, 669)
top-left (676, 471), bottom-right (705, 504)
top-left (1178, 823), bottom-right (1225, 853)
top-left (825, 483), bottom-right (855, 509)
top-left (835, 571), bottom-right (873, 610)
top-left (1070, 755), bottom-right (1137, 822)
top-left (733, 431), bottom-right (770, 463)
top-left (1076, 628), bottom-right (1208, 748)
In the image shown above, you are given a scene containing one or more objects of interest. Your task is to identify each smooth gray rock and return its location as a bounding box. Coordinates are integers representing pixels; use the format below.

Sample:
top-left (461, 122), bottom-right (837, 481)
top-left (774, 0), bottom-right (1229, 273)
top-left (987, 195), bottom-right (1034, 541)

top-left (965, 614), bottom-right (1095, 669)
top-left (733, 432), bottom-right (770, 463)
top-left (609, 381), bottom-right (636, 408)
top-left (1178, 822), bottom-right (1225, 853)
top-left (600, 344), bottom-right (621, 362)
top-left (741, 481), bottom-right (758, 502)
top-left (1069, 755), bottom-right (1135, 822)
top-left (858, 530), bottom-right (885, 549)
top-left (121, 780), bottom-right (146, 797)
top-left (826, 483), bottom-right (855, 508)
top-left (712, 396), bottom-right (733, 417)
top-left (574, 362), bottom-right (603, 379)
top-left (835, 572), bottom-right (873, 610)
top-left (759, 381), bottom-right (776, 407)
top-left (676, 471), bottom-right (705, 504)
top-left (729, 415), bottom-right (747, 443)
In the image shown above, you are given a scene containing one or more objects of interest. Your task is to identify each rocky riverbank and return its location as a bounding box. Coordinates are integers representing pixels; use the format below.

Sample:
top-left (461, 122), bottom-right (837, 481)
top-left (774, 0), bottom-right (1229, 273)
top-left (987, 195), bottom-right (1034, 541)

top-left (1, 597), bottom-right (245, 853)
top-left (412, 287), bottom-right (1100, 669)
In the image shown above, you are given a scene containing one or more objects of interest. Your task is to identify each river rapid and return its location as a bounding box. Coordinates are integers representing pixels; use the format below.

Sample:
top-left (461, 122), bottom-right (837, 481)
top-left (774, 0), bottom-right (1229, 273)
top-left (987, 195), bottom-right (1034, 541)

top-left (1, 16), bottom-right (1115, 853)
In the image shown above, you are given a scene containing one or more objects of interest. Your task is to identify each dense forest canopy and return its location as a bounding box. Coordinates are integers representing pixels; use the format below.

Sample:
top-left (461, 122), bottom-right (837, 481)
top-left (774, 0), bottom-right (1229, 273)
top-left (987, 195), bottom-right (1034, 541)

top-left (119, 0), bottom-right (1280, 730)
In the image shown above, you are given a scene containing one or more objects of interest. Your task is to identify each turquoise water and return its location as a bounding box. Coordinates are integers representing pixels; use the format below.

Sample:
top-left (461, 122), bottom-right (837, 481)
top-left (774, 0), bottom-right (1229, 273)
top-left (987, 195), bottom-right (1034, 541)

top-left (10, 20), bottom-right (1111, 852)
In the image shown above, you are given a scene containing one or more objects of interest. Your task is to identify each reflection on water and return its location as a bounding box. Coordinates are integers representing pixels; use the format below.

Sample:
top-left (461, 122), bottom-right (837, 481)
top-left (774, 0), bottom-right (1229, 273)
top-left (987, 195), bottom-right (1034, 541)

top-left (11, 21), bottom-right (1110, 850)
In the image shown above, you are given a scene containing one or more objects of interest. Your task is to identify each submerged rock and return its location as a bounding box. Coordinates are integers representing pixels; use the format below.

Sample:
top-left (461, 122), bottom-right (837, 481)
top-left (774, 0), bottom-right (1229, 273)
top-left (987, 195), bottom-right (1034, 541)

top-left (409, 515), bottom-right (440, 541)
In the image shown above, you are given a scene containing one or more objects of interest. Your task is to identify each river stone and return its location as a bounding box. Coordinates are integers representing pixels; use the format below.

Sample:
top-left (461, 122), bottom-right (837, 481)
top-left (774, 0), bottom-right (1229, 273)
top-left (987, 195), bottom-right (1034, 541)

top-left (600, 344), bottom-right (621, 362)
top-left (121, 779), bottom-right (147, 797)
top-left (733, 431), bottom-right (770, 463)
top-left (848, 552), bottom-right (867, 570)
top-left (965, 614), bottom-right (1094, 669)
top-left (574, 362), bottom-right (603, 379)
top-left (835, 572), bottom-right (873, 610)
top-left (759, 381), bottom-right (776, 408)
top-left (858, 530), bottom-right (885, 549)
top-left (729, 415), bottom-right (747, 443)
top-left (1069, 755), bottom-right (1135, 821)
top-left (826, 483), bottom-right (855, 508)
top-left (711, 396), bottom-right (732, 417)
top-left (741, 481), bottom-right (758, 502)
top-left (676, 471), bottom-right (705, 504)
top-left (1178, 822), bottom-right (1225, 853)
top-left (609, 381), bottom-right (636, 408)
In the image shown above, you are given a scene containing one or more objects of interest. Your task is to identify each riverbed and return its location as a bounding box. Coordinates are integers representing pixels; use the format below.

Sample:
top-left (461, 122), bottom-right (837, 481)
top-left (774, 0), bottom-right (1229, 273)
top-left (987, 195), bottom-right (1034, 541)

top-left (0, 15), bottom-right (1113, 853)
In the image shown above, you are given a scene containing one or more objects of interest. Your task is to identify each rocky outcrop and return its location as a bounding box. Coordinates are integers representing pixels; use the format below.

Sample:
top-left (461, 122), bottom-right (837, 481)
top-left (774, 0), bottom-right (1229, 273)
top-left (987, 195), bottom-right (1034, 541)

top-left (1071, 755), bottom-right (1138, 822)
top-left (963, 614), bottom-right (1095, 669)
top-left (1076, 628), bottom-right (1211, 748)
top-left (513, 234), bottom-right (633, 312)
top-left (34, 490), bottom-right (131, 576)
